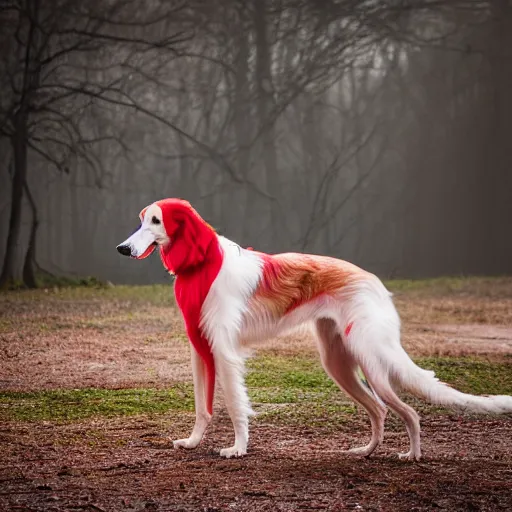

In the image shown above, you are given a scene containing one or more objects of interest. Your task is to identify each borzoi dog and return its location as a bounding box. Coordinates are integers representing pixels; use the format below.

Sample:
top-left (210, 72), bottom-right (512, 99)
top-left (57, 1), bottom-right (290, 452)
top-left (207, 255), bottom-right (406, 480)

top-left (117, 198), bottom-right (512, 460)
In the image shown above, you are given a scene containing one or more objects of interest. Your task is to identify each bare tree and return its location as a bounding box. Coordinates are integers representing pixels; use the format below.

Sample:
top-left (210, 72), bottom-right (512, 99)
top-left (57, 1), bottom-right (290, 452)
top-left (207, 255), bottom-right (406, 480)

top-left (0, 0), bottom-right (190, 287)
top-left (3, 0), bottom-right (511, 284)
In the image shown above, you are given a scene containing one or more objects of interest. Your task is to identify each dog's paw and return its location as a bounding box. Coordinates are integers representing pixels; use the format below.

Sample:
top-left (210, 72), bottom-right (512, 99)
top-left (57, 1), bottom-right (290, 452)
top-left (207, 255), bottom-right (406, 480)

top-left (173, 437), bottom-right (200, 450)
top-left (343, 445), bottom-right (375, 458)
top-left (398, 450), bottom-right (421, 462)
top-left (219, 445), bottom-right (247, 458)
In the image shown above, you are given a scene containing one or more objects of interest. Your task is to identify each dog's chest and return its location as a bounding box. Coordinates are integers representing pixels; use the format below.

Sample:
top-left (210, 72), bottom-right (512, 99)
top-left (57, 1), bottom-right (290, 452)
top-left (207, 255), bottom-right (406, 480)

top-left (199, 239), bottom-right (264, 342)
top-left (174, 255), bottom-right (223, 353)
top-left (175, 261), bottom-right (220, 323)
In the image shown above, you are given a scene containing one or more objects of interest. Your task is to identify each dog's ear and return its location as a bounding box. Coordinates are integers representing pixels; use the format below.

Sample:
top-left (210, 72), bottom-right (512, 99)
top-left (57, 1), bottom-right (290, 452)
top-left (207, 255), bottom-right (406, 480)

top-left (158, 199), bottom-right (217, 273)
top-left (139, 206), bottom-right (148, 222)
top-left (174, 206), bottom-right (212, 258)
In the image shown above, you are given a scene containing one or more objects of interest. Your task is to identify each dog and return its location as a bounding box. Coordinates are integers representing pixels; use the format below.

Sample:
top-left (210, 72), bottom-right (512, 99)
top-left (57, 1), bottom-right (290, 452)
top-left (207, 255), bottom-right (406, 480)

top-left (117, 198), bottom-right (512, 460)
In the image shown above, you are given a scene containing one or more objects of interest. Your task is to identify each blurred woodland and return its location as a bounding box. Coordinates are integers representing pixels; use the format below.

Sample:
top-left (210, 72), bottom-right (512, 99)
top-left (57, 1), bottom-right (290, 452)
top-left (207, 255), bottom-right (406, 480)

top-left (1, 0), bottom-right (512, 286)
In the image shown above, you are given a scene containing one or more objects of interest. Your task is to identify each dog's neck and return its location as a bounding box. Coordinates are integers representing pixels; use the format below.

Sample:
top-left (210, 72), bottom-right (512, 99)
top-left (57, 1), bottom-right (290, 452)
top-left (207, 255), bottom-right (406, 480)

top-left (160, 215), bottom-right (223, 416)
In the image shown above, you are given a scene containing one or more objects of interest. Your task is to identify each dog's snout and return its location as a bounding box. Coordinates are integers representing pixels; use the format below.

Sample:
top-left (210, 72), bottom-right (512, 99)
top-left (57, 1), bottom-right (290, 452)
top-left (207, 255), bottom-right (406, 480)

top-left (117, 244), bottom-right (132, 257)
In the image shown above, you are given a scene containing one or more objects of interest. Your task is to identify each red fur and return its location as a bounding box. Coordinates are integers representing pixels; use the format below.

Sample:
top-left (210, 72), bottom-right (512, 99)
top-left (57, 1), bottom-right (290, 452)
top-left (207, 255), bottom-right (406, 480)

top-left (344, 322), bottom-right (353, 337)
top-left (258, 254), bottom-right (310, 314)
top-left (156, 199), bottom-right (222, 416)
top-left (255, 252), bottom-right (354, 318)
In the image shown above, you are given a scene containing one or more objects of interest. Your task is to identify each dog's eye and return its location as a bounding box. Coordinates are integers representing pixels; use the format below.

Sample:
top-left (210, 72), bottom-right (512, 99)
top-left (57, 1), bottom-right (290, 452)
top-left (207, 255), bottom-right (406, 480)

top-left (151, 216), bottom-right (161, 225)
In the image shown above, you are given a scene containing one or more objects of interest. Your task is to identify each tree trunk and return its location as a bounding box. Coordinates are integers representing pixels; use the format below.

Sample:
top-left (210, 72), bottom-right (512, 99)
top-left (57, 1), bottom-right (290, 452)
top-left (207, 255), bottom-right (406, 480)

top-left (253, 0), bottom-right (281, 250)
top-left (22, 180), bottom-right (38, 288)
top-left (0, 0), bottom-right (40, 287)
top-left (0, 122), bottom-right (28, 288)
top-left (234, 4), bottom-right (254, 244)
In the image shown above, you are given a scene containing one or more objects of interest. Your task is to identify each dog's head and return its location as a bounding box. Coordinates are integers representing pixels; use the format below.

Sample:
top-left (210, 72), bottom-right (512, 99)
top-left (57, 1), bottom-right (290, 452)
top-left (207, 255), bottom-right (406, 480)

top-left (116, 198), bottom-right (217, 274)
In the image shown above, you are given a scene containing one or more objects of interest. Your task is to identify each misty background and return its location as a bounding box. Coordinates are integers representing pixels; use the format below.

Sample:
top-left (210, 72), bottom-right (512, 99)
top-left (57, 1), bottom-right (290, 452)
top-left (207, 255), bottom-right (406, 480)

top-left (1, 0), bottom-right (511, 286)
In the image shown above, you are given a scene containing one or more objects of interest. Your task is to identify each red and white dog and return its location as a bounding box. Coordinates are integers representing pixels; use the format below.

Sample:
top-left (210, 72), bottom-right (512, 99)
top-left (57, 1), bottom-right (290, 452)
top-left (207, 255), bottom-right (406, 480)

top-left (117, 198), bottom-right (512, 460)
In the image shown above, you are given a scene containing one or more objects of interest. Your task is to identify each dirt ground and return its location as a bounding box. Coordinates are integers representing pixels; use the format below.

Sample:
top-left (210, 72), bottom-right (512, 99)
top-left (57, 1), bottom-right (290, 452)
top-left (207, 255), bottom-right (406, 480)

top-left (1, 413), bottom-right (512, 512)
top-left (1, 280), bottom-right (512, 511)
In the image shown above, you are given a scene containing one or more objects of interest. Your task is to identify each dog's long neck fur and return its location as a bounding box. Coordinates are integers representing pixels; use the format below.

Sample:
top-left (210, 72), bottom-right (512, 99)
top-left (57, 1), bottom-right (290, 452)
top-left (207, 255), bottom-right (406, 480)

top-left (159, 200), bottom-right (223, 415)
top-left (158, 199), bottom-right (219, 275)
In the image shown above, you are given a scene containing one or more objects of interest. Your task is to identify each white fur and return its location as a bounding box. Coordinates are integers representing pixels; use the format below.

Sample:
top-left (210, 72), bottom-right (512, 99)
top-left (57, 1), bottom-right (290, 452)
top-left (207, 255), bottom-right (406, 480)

top-left (117, 204), bottom-right (169, 258)
top-left (173, 348), bottom-right (211, 449)
top-left (198, 238), bottom-right (263, 457)
top-left (174, 237), bottom-right (512, 460)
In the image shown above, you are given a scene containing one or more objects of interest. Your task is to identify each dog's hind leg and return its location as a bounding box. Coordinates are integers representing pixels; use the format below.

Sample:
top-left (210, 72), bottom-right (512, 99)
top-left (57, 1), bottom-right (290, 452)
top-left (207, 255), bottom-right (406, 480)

top-left (315, 318), bottom-right (387, 458)
top-left (339, 277), bottom-right (422, 460)
top-left (342, 319), bottom-right (422, 461)
top-left (359, 366), bottom-right (421, 461)
top-left (363, 374), bottom-right (421, 461)
top-left (344, 326), bottom-right (421, 460)
top-left (173, 347), bottom-right (212, 449)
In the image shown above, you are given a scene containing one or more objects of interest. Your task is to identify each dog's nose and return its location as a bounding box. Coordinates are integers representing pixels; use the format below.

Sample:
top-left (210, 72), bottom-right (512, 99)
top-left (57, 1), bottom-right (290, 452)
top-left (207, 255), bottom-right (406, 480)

top-left (117, 244), bottom-right (132, 257)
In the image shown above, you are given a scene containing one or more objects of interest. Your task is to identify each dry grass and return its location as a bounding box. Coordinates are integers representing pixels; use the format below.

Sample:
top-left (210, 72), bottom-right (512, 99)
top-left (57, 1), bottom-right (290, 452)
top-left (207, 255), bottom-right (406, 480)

top-left (391, 276), bottom-right (512, 357)
top-left (0, 286), bottom-right (192, 390)
top-left (1, 278), bottom-right (512, 511)
top-left (1, 277), bottom-right (512, 392)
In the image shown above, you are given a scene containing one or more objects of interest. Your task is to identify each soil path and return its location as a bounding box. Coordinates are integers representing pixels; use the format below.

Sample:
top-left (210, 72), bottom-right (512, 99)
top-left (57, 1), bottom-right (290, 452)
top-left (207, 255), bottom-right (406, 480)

top-left (1, 413), bottom-right (512, 511)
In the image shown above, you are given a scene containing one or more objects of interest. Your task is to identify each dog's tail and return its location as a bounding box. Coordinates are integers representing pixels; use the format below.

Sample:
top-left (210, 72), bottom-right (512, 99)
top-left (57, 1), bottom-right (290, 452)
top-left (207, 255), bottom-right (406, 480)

top-left (343, 276), bottom-right (512, 414)
top-left (387, 346), bottom-right (512, 413)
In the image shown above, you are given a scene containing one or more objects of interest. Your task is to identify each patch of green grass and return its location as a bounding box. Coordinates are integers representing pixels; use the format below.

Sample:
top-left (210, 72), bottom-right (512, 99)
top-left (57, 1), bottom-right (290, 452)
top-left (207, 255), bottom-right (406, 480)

top-left (417, 357), bottom-right (512, 396)
top-left (2, 355), bottom-right (510, 425)
top-left (0, 318), bottom-right (14, 333)
top-left (38, 274), bottom-right (108, 289)
top-left (247, 355), bottom-right (355, 426)
top-left (70, 284), bottom-right (173, 305)
top-left (385, 276), bottom-right (469, 293)
top-left (2, 274), bottom-right (108, 291)
top-left (247, 355), bottom-right (512, 426)
top-left (386, 275), bottom-right (512, 297)
top-left (247, 355), bottom-right (336, 391)
top-left (247, 354), bottom-right (511, 401)
top-left (255, 401), bottom-right (358, 427)
top-left (0, 386), bottom-right (194, 422)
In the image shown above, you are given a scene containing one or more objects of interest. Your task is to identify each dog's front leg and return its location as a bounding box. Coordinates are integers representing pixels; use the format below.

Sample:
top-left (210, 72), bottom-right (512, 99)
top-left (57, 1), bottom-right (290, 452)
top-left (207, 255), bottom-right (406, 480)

top-left (214, 343), bottom-right (252, 458)
top-left (173, 347), bottom-right (211, 449)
